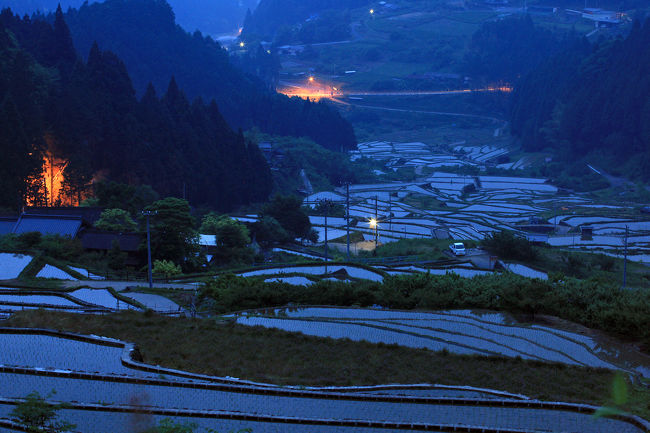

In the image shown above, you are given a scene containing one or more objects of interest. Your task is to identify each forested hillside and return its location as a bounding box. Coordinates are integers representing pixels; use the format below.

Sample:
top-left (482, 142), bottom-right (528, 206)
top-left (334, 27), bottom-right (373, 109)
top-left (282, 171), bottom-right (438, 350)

top-left (0, 6), bottom-right (272, 210)
top-left (242, 0), bottom-right (371, 42)
top-left (511, 19), bottom-right (650, 180)
top-left (463, 15), bottom-right (565, 83)
top-left (60, 0), bottom-right (356, 152)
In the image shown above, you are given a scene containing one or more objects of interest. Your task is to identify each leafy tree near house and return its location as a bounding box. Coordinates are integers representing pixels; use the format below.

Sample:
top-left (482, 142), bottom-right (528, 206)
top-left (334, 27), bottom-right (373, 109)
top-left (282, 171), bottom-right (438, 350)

top-left (260, 194), bottom-right (311, 241)
top-left (95, 208), bottom-right (138, 232)
top-left (249, 215), bottom-right (290, 249)
top-left (481, 230), bottom-right (537, 262)
top-left (146, 197), bottom-right (198, 269)
top-left (91, 181), bottom-right (159, 215)
top-left (201, 214), bottom-right (253, 264)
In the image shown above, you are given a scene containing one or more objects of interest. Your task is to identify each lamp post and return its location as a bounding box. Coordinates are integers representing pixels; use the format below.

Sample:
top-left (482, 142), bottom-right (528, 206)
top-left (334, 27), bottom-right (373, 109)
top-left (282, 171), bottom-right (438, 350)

top-left (374, 195), bottom-right (378, 247)
top-left (369, 218), bottom-right (378, 246)
top-left (142, 210), bottom-right (157, 288)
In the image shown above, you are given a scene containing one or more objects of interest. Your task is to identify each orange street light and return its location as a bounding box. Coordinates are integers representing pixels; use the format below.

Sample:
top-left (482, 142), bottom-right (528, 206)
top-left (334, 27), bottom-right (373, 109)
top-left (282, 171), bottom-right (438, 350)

top-left (309, 76), bottom-right (315, 83)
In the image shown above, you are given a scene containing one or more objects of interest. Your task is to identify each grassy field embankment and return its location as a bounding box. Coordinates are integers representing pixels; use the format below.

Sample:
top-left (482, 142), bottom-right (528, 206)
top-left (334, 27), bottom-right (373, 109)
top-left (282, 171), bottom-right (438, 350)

top-left (4, 309), bottom-right (649, 420)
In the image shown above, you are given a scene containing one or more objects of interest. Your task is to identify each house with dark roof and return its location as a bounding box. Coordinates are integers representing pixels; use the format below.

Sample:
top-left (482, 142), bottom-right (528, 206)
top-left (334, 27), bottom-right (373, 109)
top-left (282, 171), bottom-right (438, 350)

top-left (23, 207), bottom-right (103, 226)
top-left (13, 214), bottom-right (83, 237)
top-left (0, 216), bottom-right (18, 236)
top-left (80, 229), bottom-right (143, 265)
top-left (7, 207), bottom-right (105, 238)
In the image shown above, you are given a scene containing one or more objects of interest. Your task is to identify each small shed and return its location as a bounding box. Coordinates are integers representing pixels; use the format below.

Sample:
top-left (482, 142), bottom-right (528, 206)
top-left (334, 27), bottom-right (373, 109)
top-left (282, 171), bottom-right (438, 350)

top-left (580, 225), bottom-right (594, 240)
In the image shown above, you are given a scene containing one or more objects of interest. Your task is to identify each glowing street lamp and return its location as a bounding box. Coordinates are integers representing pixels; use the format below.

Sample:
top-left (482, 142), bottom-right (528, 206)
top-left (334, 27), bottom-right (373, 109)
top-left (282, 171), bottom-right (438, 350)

top-left (368, 217), bottom-right (378, 248)
top-left (239, 41), bottom-right (245, 48)
top-left (308, 76), bottom-right (315, 83)
top-left (369, 8), bottom-right (374, 14)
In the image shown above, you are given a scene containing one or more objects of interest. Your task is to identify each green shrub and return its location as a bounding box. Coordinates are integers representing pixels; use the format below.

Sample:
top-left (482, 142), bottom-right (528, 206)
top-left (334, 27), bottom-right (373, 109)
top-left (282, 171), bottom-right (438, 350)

top-left (200, 272), bottom-right (650, 346)
top-left (482, 230), bottom-right (537, 262)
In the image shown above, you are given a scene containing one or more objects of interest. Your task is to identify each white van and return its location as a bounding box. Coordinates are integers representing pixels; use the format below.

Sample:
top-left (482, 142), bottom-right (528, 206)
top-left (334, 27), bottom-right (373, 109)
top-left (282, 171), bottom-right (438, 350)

top-left (449, 242), bottom-right (466, 256)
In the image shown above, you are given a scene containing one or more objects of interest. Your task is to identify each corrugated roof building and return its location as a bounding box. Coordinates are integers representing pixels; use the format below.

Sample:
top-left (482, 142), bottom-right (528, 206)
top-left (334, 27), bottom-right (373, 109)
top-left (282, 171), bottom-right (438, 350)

top-left (13, 214), bottom-right (82, 237)
top-left (0, 217), bottom-right (18, 236)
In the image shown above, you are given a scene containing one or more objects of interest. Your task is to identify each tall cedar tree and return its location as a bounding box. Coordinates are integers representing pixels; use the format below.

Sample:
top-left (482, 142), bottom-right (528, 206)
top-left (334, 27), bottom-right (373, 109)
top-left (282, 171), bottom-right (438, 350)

top-left (0, 9), bottom-right (273, 210)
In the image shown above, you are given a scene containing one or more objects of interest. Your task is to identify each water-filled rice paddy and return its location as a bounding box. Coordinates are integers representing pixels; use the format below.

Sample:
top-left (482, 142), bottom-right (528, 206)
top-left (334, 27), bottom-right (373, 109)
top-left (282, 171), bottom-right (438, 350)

top-left (0, 254), bottom-right (32, 280)
top-left (35, 265), bottom-right (78, 280)
top-left (239, 265), bottom-right (384, 282)
top-left (234, 307), bottom-right (650, 376)
top-left (120, 292), bottom-right (179, 312)
top-left (0, 331), bottom-right (647, 432)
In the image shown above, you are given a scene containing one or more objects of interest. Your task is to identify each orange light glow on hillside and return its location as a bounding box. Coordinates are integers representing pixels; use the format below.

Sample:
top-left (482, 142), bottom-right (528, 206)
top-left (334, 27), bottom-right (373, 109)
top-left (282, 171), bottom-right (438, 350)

top-left (25, 135), bottom-right (88, 207)
top-left (42, 149), bottom-right (69, 206)
top-left (277, 84), bottom-right (513, 101)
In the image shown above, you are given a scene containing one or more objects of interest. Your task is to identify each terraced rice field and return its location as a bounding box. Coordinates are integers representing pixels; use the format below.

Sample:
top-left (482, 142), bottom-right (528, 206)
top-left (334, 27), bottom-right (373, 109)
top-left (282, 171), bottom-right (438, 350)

top-left (0, 288), bottom-right (140, 313)
top-left (297, 141), bottom-right (650, 266)
top-left (239, 265), bottom-right (385, 282)
top-left (120, 292), bottom-right (180, 312)
top-left (35, 265), bottom-right (78, 280)
top-left (0, 254), bottom-right (32, 280)
top-left (234, 307), bottom-right (650, 377)
top-left (0, 331), bottom-right (646, 433)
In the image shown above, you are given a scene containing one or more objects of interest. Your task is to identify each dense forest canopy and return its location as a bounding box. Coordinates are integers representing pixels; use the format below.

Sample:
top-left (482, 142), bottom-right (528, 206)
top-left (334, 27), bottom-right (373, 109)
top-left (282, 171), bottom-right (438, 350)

top-left (242, 0), bottom-right (371, 42)
top-left (463, 15), bottom-right (567, 84)
top-left (0, 0), bottom-right (258, 34)
top-left (56, 0), bottom-right (355, 152)
top-left (0, 6), bottom-right (272, 211)
top-left (511, 19), bottom-right (650, 180)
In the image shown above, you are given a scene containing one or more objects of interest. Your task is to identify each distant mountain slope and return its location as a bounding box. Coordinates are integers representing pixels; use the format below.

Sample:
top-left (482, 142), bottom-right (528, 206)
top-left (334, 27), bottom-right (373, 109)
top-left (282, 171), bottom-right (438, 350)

top-left (511, 19), bottom-right (650, 180)
top-left (0, 0), bottom-right (257, 34)
top-left (60, 0), bottom-right (355, 152)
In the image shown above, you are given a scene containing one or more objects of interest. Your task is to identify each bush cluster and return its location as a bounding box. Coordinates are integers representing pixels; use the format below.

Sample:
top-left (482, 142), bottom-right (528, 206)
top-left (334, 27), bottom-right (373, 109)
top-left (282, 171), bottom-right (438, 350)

top-left (200, 273), bottom-right (650, 350)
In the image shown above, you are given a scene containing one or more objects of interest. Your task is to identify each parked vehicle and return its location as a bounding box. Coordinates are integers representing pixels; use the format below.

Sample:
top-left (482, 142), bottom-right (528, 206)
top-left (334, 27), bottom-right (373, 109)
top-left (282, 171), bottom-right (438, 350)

top-left (449, 242), bottom-right (466, 256)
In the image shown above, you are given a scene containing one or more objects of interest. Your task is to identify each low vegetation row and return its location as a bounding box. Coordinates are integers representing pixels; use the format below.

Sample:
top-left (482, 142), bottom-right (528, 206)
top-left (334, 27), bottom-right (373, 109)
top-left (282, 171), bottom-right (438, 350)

top-left (200, 272), bottom-right (650, 351)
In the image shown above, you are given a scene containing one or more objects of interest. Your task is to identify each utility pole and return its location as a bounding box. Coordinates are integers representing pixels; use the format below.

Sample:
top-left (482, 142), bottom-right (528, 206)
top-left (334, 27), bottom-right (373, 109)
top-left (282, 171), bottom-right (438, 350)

top-left (374, 195), bottom-right (378, 248)
top-left (388, 193), bottom-right (392, 234)
top-left (142, 210), bottom-right (157, 289)
top-left (622, 225), bottom-right (628, 289)
top-left (324, 200), bottom-right (329, 273)
top-left (346, 183), bottom-right (350, 260)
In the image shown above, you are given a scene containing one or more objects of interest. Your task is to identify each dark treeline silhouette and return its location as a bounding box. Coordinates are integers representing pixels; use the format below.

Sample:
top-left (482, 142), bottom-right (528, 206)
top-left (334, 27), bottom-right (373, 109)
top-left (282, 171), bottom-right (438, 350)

top-left (511, 19), bottom-right (650, 180)
top-left (55, 0), bottom-right (356, 152)
top-left (0, 6), bottom-right (272, 210)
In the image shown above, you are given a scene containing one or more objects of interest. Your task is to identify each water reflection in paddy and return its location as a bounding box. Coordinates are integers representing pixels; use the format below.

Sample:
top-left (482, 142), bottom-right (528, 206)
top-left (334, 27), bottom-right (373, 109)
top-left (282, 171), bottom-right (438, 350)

top-left (235, 307), bottom-right (650, 377)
